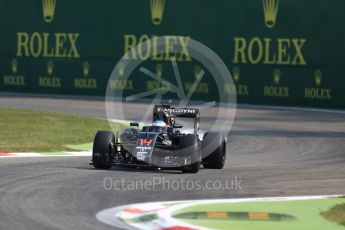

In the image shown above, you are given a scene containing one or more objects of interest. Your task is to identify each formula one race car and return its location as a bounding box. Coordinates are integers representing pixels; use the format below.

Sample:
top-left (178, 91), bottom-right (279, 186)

top-left (91, 105), bottom-right (227, 173)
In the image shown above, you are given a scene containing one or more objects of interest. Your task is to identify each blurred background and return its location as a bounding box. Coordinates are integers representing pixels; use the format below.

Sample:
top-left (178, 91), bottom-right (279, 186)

top-left (0, 0), bottom-right (344, 108)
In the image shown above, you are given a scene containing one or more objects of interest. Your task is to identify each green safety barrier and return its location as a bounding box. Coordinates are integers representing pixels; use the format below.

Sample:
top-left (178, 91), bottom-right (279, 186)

top-left (0, 0), bottom-right (344, 108)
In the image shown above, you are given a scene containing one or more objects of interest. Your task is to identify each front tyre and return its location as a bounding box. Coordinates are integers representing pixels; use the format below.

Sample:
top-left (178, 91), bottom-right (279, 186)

top-left (202, 133), bottom-right (226, 169)
top-left (92, 131), bottom-right (115, 169)
top-left (182, 161), bottom-right (201, 174)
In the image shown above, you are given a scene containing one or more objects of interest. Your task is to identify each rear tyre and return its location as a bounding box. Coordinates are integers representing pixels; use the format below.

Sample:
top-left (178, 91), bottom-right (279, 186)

top-left (92, 131), bottom-right (115, 169)
top-left (180, 135), bottom-right (201, 173)
top-left (202, 133), bottom-right (226, 169)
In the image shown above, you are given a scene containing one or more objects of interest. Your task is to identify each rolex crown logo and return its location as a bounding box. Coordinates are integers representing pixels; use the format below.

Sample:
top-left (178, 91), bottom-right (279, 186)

top-left (47, 61), bottom-right (54, 76)
top-left (118, 63), bottom-right (126, 77)
top-left (150, 0), bottom-right (165, 25)
top-left (194, 65), bottom-right (202, 80)
top-left (12, 59), bottom-right (18, 74)
top-left (273, 69), bottom-right (281, 85)
top-left (83, 62), bottom-right (90, 77)
top-left (263, 0), bottom-right (279, 28)
top-left (156, 64), bottom-right (163, 77)
top-left (42, 0), bottom-right (57, 23)
top-left (232, 67), bottom-right (240, 82)
top-left (314, 70), bottom-right (323, 87)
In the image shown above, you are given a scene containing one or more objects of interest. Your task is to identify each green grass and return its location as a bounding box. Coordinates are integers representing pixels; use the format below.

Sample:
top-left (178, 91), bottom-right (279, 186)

top-left (172, 198), bottom-right (345, 230)
top-left (0, 108), bottom-right (124, 152)
top-left (321, 203), bottom-right (345, 226)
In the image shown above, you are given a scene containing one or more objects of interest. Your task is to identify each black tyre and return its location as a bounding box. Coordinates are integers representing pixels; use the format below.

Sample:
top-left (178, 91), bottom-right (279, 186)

top-left (182, 161), bottom-right (201, 174)
top-left (202, 132), bottom-right (226, 169)
top-left (180, 135), bottom-right (201, 173)
top-left (92, 131), bottom-right (115, 169)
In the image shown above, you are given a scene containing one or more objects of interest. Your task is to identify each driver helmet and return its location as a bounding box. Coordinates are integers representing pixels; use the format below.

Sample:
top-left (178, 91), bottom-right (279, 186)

top-left (152, 120), bottom-right (167, 128)
top-left (155, 111), bottom-right (173, 126)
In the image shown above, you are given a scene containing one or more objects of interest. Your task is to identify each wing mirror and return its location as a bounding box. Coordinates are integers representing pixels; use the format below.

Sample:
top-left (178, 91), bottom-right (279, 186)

top-left (130, 122), bottom-right (139, 127)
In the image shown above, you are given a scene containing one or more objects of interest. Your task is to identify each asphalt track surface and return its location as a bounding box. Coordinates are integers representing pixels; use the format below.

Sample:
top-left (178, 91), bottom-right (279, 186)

top-left (0, 94), bottom-right (345, 230)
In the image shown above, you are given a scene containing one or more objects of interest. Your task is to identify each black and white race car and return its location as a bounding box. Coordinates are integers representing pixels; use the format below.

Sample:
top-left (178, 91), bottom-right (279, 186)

top-left (91, 105), bottom-right (226, 173)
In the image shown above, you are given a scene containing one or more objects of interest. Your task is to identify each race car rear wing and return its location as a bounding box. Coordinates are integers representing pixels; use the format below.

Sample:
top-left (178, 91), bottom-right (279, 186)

top-left (153, 105), bottom-right (200, 119)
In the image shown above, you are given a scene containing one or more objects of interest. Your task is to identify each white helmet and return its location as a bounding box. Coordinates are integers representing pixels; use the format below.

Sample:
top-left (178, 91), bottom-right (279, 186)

top-left (152, 120), bottom-right (167, 128)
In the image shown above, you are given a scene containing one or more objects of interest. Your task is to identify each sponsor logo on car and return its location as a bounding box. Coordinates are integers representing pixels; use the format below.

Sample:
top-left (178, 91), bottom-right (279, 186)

top-left (135, 146), bottom-right (152, 151)
top-left (157, 108), bottom-right (197, 114)
top-left (136, 152), bottom-right (148, 160)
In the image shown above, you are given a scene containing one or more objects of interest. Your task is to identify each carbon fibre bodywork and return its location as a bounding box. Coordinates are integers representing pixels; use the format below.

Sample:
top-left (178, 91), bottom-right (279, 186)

top-left (118, 128), bottom-right (201, 168)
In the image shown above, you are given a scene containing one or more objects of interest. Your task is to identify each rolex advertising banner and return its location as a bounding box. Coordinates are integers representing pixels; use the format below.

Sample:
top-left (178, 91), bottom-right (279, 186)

top-left (0, 0), bottom-right (344, 108)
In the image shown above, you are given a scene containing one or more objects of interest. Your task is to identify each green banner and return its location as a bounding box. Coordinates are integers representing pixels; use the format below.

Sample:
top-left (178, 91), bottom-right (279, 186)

top-left (0, 0), bottom-right (344, 108)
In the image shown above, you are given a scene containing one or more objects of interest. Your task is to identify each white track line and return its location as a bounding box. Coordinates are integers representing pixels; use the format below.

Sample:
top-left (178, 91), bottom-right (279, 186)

top-left (0, 151), bottom-right (91, 158)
